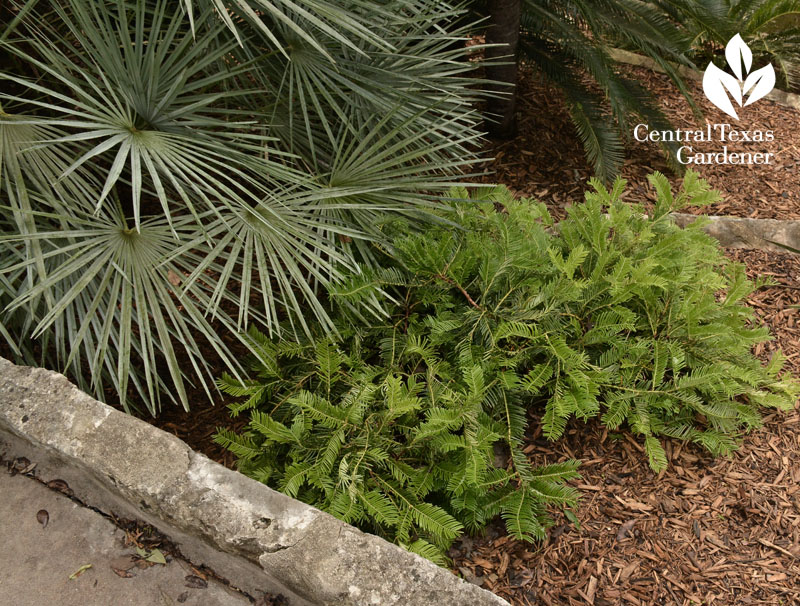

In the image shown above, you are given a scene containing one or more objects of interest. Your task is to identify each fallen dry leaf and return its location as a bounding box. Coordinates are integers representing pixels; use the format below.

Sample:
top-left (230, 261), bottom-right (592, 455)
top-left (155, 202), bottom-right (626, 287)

top-left (109, 555), bottom-right (137, 573)
top-left (111, 567), bottom-right (134, 579)
top-left (616, 519), bottom-right (636, 541)
top-left (184, 575), bottom-right (208, 589)
top-left (46, 479), bottom-right (73, 497)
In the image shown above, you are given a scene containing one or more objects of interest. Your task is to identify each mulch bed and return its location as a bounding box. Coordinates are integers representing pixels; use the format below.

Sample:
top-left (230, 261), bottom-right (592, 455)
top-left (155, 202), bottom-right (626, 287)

top-left (480, 63), bottom-right (800, 221)
top-left (450, 403), bottom-right (800, 606)
top-left (730, 249), bottom-right (800, 377)
top-left (451, 76), bottom-right (800, 606)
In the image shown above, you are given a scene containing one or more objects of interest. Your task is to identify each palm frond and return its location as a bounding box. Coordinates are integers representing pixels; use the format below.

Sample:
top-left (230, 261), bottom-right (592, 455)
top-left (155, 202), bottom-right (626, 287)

top-left (0, 0), bottom-right (487, 412)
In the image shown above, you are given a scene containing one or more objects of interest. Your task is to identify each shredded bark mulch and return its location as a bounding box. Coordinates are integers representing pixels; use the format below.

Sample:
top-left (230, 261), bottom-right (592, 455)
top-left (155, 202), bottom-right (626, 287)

top-left (449, 403), bottom-right (800, 606)
top-left (480, 63), bottom-right (800, 221)
top-left (731, 249), bottom-right (800, 378)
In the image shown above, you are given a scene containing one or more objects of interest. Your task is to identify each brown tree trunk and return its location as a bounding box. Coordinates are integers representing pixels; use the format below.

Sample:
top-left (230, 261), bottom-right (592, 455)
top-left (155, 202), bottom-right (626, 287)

top-left (484, 0), bottom-right (522, 139)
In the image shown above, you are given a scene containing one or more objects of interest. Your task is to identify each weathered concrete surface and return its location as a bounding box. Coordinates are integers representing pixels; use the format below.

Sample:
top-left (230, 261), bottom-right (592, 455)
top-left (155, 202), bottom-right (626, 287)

top-left (671, 213), bottom-right (800, 253)
top-left (609, 48), bottom-right (800, 111)
top-left (0, 471), bottom-right (250, 606)
top-left (0, 357), bottom-right (510, 606)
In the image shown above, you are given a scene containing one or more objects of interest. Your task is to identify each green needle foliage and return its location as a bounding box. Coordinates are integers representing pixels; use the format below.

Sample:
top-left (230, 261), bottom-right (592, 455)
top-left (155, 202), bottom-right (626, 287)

top-left (380, 173), bottom-right (797, 469)
top-left (0, 0), bottom-right (486, 414)
top-left (217, 171), bottom-right (797, 562)
top-left (216, 332), bottom-right (580, 564)
top-left (508, 0), bottom-right (800, 175)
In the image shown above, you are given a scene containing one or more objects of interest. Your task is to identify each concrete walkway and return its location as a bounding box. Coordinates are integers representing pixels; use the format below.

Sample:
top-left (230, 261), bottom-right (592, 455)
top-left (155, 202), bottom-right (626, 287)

top-left (0, 470), bottom-right (252, 606)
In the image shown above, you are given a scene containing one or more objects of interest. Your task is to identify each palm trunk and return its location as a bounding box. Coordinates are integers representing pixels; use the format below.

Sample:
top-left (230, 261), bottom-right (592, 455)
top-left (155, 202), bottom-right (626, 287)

top-left (484, 0), bottom-right (522, 139)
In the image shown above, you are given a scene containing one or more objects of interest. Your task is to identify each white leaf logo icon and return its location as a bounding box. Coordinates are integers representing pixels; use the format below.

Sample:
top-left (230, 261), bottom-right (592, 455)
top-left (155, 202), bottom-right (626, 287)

top-left (743, 64), bottom-right (775, 106)
top-left (725, 33), bottom-right (751, 80)
top-left (703, 63), bottom-right (742, 119)
top-left (703, 33), bottom-right (774, 119)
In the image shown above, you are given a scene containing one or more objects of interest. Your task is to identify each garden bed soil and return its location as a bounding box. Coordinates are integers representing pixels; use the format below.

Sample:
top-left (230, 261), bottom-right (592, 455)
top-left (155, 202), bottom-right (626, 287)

top-left (449, 403), bottom-right (800, 606)
top-left (480, 64), bottom-right (800, 221)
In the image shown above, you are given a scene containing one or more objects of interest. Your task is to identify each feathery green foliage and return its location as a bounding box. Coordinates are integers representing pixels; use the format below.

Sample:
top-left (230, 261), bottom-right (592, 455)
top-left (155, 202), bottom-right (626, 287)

top-left (369, 173), bottom-right (795, 470)
top-left (215, 331), bottom-right (580, 564)
top-left (0, 0), bottom-right (486, 414)
top-left (218, 170), bottom-right (797, 562)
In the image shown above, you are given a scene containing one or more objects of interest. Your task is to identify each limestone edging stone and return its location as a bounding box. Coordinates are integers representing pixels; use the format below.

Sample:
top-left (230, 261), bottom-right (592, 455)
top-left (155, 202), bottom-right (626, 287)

top-left (0, 357), bottom-right (509, 606)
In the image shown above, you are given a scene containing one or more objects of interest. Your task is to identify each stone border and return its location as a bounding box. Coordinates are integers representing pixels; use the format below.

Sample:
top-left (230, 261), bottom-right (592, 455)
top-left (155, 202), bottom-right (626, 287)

top-left (609, 48), bottom-right (800, 111)
top-left (0, 357), bottom-right (509, 606)
top-left (671, 213), bottom-right (800, 253)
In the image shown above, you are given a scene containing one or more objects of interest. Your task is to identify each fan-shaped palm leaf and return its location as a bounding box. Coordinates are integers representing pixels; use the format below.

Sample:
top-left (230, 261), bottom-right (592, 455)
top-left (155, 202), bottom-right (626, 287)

top-left (0, 0), bottom-right (487, 413)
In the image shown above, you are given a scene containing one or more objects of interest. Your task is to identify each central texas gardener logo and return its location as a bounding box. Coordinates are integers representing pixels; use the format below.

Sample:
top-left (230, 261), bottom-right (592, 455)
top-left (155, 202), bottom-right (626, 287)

top-left (703, 34), bottom-right (775, 120)
top-left (634, 33), bottom-right (776, 166)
